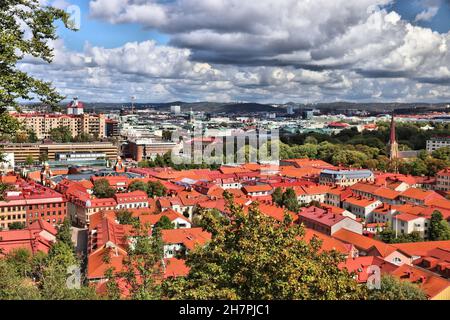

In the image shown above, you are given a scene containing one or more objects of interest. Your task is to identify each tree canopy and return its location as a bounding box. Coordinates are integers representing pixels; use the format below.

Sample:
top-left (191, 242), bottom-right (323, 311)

top-left (0, 0), bottom-right (74, 112)
top-left (93, 179), bottom-right (116, 199)
top-left (163, 199), bottom-right (366, 300)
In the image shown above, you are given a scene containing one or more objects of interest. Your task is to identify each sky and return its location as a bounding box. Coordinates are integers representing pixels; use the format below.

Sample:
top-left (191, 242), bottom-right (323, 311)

top-left (21, 0), bottom-right (450, 103)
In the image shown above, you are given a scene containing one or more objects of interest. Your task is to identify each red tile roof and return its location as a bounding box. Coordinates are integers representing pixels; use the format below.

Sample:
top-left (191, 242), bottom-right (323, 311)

top-left (332, 229), bottom-right (397, 257)
top-left (391, 264), bottom-right (450, 299)
top-left (303, 229), bottom-right (353, 254)
top-left (161, 228), bottom-right (211, 250)
top-left (298, 206), bottom-right (347, 227)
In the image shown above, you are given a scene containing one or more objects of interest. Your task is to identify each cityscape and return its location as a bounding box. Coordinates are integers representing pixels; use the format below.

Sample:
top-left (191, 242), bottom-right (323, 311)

top-left (1, 0), bottom-right (450, 306)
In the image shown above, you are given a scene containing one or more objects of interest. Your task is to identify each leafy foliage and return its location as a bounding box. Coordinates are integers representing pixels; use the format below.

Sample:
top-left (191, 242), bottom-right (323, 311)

top-left (93, 179), bottom-right (116, 199)
top-left (155, 216), bottom-right (174, 230)
top-left (117, 223), bottom-right (165, 300)
top-left (0, 0), bottom-right (74, 111)
top-left (429, 211), bottom-right (450, 241)
top-left (163, 198), bottom-right (366, 300)
top-left (49, 126), bottom-right (72, 143)
top-left (115, 209), bottom-right (138, 226)
top-left (368, 275), bottom-right (427, 300)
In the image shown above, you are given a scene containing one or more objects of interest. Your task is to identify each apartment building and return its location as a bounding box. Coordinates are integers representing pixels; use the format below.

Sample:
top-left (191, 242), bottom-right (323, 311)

top-left (436, 168), bottom-right (450, 192)
top-left (14, 113), bottom-right (106, 140)
top-left (426, 137), bottom-right (450, 152)
top-left (0, 179), bottom-right (67, 230)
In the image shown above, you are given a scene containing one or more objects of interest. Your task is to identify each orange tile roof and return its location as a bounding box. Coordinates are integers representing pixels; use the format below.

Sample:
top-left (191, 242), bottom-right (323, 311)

top-left (164, 258), bottom-right (190, 278)
top-left (401, 188), bottom-right (444, 202)
top-left (343, 196), bottom-right (380, 207)
top-left (339, 256), bottom-right (398, 283)
top-left (279, 166), bottom-right (322, 178)
top-left (373, 187), bottom-right (401, 200)
top-left (391, 264), bottom-right (450, 299)
top-left (283, 158), bottom-right (334, 168)
top-left (303, 229), bottom-right (353, 254)
top-left (332, 229), bottom-right (397, 257)
top-left (219, 166), bottom-right (251, 174)
top-left (257, 203), bottom-right (297, 222)
top-left (161, 228), bottom-right (211, 250)
top-left (87, 247), bottom-right (126, 279)
top-left (395, 213), bottom-right (423, 222)
top-left (392, 241), bottom-right (450, 257)
top-left (242, 184), bottom-right (272, 193)
top-left (139, 209), bottom-right (190, 226)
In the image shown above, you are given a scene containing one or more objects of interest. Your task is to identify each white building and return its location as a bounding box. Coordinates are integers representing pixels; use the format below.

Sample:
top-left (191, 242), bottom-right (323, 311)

top-left (342, 196), bottom-right (382, 221)
top-left (426, 137), bottom-right (450, 152)
top-left (170, 105), bottom-right (181, 114)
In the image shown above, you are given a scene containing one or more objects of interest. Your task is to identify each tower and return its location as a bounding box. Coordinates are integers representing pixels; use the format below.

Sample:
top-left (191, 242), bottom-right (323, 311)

top-left (189, 108), bottom-right (195, 124)
top-left (389, 113), bottom-right (399, 161)
top-left (131, 96), bottom-right (136, 114)
top-left (67, 97), bottom-right (84, 115)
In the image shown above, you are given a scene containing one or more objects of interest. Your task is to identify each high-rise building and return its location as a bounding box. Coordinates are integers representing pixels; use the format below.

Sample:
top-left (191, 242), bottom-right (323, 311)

top-left (170, 105), bottom-right (181, 114)
top-left (389, 113), bottom-right (399, 160)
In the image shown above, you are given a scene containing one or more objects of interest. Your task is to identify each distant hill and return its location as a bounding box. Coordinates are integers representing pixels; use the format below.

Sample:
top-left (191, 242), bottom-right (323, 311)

top-left (22, 100), bottom-right (450, 115)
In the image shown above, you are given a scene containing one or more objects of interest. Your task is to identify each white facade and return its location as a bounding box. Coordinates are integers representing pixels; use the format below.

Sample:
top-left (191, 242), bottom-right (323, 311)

top-left (116, 201), bottom-right (148, 210)
top-left (426, 138), bottom-right (450, 152)
top-left (170, 105), bottom-right (181, 114)
top-left (342, 199), bottom-right (382, 221)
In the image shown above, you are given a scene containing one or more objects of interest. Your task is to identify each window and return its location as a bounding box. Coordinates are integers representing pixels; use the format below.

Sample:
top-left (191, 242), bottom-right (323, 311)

top-left (393, 257), bottom-right (402, 264)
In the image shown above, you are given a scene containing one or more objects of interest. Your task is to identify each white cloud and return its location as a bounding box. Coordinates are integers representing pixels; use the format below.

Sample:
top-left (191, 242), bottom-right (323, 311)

top-left (18, 0), bottom-right (450, 103)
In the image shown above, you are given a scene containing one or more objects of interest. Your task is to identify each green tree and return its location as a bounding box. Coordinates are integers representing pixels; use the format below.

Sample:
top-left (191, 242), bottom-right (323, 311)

top-left (8, 222), bottom-right (25, 230)
top-left (39, 153), bottom-right (49, 163)
top-left (155, 216), bottom-right (174, 230)
top-left (25, 154), bottom-right (34, 166)
top-left (115, 209), bottom-right (138, 225)
top-left (304, 136), bottom-right (318, 145)
top-left (27, 130), bottom-right (38, 143)
top-left (271, 187), bottom-right (283, 207)
top-left (429, 211), bottom-right (450, 241)
top-left (432, 147), bottom-right (450, 161)
top-left (119, 223), bottom-right (165, 299)
top-left (163, 200), bottom-right (366, 300)
top-left (0, 113), bottom-right (21, 138)
top-left (0, 258), bottom-right (41, 300)
top-left (93, 179), bottom-right (116, 199)
top-left (56, 218), bottom-right (74, 249)
top-left (0, 182), bottom-right (15, 201)
top-left (49, 126), bottom-right (72, 143)
top-left (147, 181), bottom-right (167, 198)
top-left (368, 275), bottom-right (427, 300)
top-left (128, 180), bottom-right (148, 193)
top-left (281, 188), bottom-right (299, 212)
top-left (0, 0), bottom-right (74, 112)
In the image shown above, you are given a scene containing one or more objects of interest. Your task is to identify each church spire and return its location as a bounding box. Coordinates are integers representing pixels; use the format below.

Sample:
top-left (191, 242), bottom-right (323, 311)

top-left (389, 112), bottom-right (399, 160)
